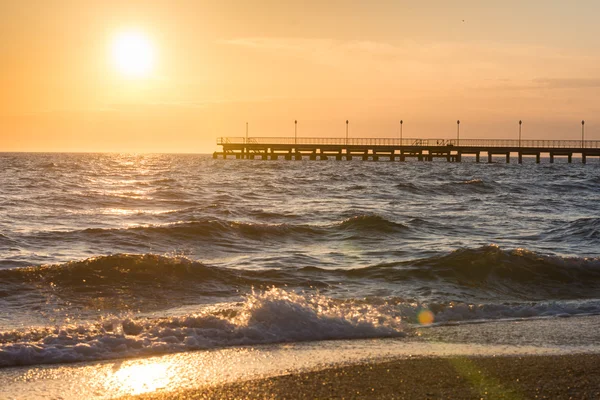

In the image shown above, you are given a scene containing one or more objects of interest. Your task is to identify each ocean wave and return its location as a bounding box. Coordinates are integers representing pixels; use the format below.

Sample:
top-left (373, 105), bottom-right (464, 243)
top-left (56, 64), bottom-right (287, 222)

top-left (3, 245), bottom-right (600, 297)
top-left (543, 217), bottom-right (600, 241)
top-left (314, 245), bottom-right (600, 300)
top-left (460, 179), bottom-right (484, 185)
top-left (2, 246), bottom-right (599, 310)
top-left (0, 255), bottom-right (330, 309)
top-left (16, 214), bottom-right (411, 246)
top-left (546, 180), bottom-right (595, 193)
top-left (0, 233), bottom-right (15, 245)
top-left (358, 296), bottom-right (600, 325)
top-left (0, 288), bottom-right (404, 367)
top-left (409, 245), bottom-right (600, 299)
top-left (337, 215), bottom-right (408, 233)
top-left (394, 182), bottom-right (423, 194)
top-left (441, 179), bottom-right (495, 194)
top-left (424, 299), bottom-right (600, 324)
top-left (72, 219), bottom-right (321, 243)
top-left (39, 162), bottom-right (58, 169)
top-left (1, 287), bottom-right (599, 368)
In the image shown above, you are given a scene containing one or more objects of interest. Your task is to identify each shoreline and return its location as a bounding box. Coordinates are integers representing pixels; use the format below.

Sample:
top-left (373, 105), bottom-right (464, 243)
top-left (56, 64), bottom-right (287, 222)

top-left (3, 315), bottom-right (600, 399)
top-left (129, 353), bottom-right (600, 399)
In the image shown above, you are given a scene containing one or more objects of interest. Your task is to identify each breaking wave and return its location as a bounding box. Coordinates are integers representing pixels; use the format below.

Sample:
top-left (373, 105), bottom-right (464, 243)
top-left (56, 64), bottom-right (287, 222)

top-left (0, 254), bottom-right (330, 311)
top-left (0, 288), bottom-right (404, 367)
top-left (1, 286), bottom-right (600, 368)
top-left (2, 246), bottom-right (599, 312)
top-left (2, 246), bottom-right (600, 368)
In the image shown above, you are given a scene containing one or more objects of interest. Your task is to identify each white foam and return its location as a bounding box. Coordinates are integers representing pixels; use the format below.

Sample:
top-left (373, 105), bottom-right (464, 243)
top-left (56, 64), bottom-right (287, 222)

top-left (0, 288), bottom-right (405, 367)
top-left (2, 288), bottom-right (600, 368)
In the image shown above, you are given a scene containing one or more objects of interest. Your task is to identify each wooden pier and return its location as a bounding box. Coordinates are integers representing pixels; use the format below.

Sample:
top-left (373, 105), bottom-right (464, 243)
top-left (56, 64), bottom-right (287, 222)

top-left (214, 137), bottom-right (600, 164)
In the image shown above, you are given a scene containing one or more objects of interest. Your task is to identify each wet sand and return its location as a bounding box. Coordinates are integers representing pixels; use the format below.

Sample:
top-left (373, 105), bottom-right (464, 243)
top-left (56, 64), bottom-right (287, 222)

top-left (130, 354), bottom-right (600, 399)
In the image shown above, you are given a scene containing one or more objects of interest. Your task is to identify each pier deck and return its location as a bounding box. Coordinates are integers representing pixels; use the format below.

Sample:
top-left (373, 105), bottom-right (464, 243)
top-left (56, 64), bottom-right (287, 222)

top-left (214, 137), bottom-right (600, 163)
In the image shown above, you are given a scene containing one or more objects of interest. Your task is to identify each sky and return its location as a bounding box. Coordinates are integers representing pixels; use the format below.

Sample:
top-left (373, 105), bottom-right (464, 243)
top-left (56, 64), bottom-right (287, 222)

top-left (1, 0), bottom-right (599, 153)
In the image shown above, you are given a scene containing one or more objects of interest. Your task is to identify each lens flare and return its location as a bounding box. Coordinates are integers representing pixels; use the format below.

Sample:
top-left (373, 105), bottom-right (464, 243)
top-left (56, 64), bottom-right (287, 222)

top-left (417, 309), bottom-right (434, 325)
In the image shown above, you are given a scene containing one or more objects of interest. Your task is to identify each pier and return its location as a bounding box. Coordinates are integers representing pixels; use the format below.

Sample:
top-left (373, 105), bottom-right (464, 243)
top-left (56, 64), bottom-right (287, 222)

top-left (214, 137), bottom-right (600, 164)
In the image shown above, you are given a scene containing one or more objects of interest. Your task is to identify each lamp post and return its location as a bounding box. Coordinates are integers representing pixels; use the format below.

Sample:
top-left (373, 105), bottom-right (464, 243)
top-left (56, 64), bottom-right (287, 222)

top-left (519, 120), bottom-right (522, 147)
top-left (295, 120), bottom-right (297, 145)
top-left (245, 122), bottom-right (248, 144)
top-left (400, 120), bottom-right (403, 145)
top-left (457, 120), bottom-right (460, 145)
top-left (582, 120), bottom-right (585, 148)
top-left (346, 120), bottom-right (349, 145)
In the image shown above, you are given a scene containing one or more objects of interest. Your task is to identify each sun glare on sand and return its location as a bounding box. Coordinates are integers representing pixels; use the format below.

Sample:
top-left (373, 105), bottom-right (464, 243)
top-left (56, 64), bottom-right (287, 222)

top-left (111, 31), bottom-right (155, 78)
top-left (112, 361), bottom-right (170, 395)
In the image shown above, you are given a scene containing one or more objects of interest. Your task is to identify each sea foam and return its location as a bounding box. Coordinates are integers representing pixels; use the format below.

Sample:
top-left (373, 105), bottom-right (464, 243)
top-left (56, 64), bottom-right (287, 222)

top-left (0, 288), bottom-right (404, 367)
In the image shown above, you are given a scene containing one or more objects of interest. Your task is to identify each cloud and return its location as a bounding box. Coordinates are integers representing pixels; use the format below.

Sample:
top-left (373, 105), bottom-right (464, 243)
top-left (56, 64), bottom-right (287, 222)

top-left (220, 37), bottom-right (400, 66)
top-left (217, 37), bottom-right (600, 104)
top-left (479, 77), bottom-right (600, 92)
top-left (532, 78), bottom-right (600, 89)
top-left (220, 36), bottom-right (600, 76)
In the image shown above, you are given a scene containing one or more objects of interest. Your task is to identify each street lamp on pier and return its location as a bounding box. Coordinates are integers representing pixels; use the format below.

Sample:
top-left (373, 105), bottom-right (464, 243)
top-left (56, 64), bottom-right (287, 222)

top-left (519, 120), bottom-right (522, 147)
top-left (295, 120), bottom-right (297, 145)
top-left (582, 120), bottom-right (585, 148)
top-left (400, 120), bottom-right (403, 145)
top-left (346, 120), bottom-right (349, 145)
top-left (246, 122), bottom-right (248, 144)
top-left (457, 120), bottom-right (460, 145)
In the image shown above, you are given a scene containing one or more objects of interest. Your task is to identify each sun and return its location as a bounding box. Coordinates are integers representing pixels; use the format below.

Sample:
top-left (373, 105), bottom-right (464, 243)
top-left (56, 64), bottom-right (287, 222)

top-left (111, 31), bottom-right (155, 78)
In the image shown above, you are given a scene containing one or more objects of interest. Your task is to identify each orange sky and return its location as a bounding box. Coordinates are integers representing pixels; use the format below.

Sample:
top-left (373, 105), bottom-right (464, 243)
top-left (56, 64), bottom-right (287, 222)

top-left (1, 0), bottom-right (599, 153)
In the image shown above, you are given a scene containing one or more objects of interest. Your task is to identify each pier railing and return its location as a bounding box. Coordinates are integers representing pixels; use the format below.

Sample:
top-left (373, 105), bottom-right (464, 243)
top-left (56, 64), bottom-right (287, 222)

top-left (217, 137), bottom-right (600, 149)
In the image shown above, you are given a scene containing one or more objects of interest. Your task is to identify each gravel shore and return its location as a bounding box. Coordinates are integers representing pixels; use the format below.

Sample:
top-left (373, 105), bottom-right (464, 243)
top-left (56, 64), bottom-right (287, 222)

top-left (129, 354), bottom-right (600, 399)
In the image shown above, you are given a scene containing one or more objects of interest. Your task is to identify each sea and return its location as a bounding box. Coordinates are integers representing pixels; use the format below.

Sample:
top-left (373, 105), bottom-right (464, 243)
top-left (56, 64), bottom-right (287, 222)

top-left (1, 152), bottom-right (600, 397)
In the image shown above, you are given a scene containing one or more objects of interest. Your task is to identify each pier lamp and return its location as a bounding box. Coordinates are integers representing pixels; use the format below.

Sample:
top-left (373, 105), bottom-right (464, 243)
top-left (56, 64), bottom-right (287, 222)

top-left (295, 120), bottom-right (297, 145)
top-left (346, 120), bottom-right (349, 145)
top-left (519, 120), bottom-right (522, 147)
top-left (582, 120), bottom-right (585, 148)
top-left (457, 120), bottom-right (460, 145)
top-left (400, 120), bottom-right (403, 145)
top-left (245, 122), bottom-right (248, 144)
